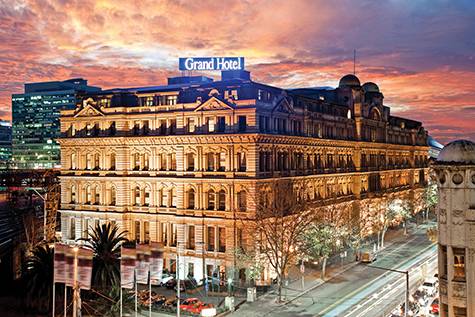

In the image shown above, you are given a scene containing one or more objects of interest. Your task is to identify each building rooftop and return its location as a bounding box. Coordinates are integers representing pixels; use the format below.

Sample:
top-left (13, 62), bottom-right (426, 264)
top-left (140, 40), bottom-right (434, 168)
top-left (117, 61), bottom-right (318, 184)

top-left (437, 139), bottom-right (475, 164)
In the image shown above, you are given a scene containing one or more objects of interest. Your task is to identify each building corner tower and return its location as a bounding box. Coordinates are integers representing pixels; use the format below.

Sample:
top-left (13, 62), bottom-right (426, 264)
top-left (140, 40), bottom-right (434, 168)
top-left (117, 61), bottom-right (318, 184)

top-left (435, 140), bottom-right (475, 317)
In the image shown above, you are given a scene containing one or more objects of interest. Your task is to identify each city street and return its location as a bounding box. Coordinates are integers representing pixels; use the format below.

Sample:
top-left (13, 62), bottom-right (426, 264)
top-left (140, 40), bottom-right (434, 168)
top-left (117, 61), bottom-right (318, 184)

top-left (232, 223), bottom-right (436, 317)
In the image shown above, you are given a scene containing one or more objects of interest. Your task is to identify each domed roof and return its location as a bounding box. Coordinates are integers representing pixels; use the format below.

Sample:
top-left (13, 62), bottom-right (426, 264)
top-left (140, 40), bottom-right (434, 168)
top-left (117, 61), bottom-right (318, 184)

top-left (339, 74), bottom-right (361, 88)
top-left (362, 82), bottom-right (379, 93)
top-left (437, 140), bottom-right (475, 164)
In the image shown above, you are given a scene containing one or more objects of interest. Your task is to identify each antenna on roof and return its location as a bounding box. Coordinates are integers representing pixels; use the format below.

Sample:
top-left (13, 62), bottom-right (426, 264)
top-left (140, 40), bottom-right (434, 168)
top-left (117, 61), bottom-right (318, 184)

top-left (353, 49), bottom-right (356, 75)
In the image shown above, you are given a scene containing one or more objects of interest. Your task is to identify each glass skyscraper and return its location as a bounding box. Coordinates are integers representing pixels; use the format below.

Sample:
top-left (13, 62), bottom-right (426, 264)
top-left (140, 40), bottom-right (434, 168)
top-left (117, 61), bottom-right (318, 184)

top-left (0, 120), bottom-right (12, 170)
top-left (12, 78), bottom-right (101, 169)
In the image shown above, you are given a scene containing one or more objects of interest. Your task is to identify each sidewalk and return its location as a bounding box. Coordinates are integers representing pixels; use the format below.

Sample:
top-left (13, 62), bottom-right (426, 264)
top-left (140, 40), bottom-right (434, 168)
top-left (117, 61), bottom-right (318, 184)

top-left (228, 220), bottom-right (435, 316)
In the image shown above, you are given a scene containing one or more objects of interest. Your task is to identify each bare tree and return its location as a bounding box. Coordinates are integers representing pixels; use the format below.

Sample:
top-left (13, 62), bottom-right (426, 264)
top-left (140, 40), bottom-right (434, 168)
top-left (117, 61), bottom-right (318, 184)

top-left (241, 180), bottom-right (317, 302)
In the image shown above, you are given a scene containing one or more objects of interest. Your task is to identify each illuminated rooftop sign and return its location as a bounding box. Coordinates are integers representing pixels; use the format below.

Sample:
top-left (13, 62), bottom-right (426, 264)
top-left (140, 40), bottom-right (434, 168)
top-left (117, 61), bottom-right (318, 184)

top-left (179, 57), bottom-right (245, 71)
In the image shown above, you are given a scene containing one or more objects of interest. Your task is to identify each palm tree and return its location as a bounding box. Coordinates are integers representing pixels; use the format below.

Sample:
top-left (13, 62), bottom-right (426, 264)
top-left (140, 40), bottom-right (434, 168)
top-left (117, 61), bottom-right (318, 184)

top-left (82, 223), bottom-right (127, 290)
top-left (24, 243), bottom-right (54, 313)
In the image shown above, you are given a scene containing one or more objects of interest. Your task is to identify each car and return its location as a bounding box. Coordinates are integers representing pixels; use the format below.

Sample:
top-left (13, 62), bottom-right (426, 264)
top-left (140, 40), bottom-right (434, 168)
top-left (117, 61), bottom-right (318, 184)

top-left (165, 278), bottom-right (177, 289)
top-left (359, 250), bottom-right (377, 263)
top-left (159, 274), bottom-right (175, 286)
top-left (174, 279), bottom-right (197, 292)
top-left (422, 277), bottom-right (438, 296)
top-left (431, 298), bottom-right (439, 314)
top-left (180, 298), bottom-right (214, 314)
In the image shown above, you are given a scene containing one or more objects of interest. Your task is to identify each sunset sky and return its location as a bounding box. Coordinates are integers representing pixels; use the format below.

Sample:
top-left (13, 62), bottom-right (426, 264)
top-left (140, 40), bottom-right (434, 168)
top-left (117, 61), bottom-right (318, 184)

top-left (1, 0), bottom-right (474, 144)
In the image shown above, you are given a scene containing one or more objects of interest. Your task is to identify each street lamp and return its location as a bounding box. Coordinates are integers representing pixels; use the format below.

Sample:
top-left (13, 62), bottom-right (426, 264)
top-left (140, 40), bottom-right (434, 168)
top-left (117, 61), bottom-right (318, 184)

top-left (367, 264), bottom-right (409, 317)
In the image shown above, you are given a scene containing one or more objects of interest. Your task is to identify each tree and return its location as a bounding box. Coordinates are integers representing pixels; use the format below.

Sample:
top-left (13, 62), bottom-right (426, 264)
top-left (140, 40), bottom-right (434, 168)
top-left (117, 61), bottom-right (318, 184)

top-left (24, 243), bottom-right (54, 313)
top-left (242, 180), bottom-right (317, 302)
top-left (380, 199), bottom-right (412, 247)
top-left (298, 222), bottom-right (345, 279)
top-left (234, 247), bottom-right (266, 286)
top-left (423, 183), bottom-right (438, 218)
top-left (81, 223), bottom-right (128, 290)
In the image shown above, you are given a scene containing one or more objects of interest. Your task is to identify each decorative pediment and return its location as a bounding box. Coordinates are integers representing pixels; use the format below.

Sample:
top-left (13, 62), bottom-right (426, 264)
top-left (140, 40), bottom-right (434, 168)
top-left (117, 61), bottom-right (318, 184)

top-left (194, 96), bottom-right (235, 112)
top-left (74, 103), bottom-right (105, 117)
top-left (272, 96), bottom-right (294, 114)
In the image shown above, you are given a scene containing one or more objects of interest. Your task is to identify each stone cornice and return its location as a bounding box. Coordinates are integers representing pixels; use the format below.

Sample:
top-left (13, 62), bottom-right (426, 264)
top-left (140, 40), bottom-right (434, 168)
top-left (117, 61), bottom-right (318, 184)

top-left (58, 133), bottom-right (429, 151)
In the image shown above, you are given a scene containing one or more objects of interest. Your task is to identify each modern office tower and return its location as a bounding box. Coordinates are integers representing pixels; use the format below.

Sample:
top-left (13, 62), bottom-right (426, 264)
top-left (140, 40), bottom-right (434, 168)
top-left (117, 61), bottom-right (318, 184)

top-left (435, 140), bottom-right (475, 317)
top-left (0, 120), bottom-right (12, 170)
top-left (11, 78), bottom-right (101, 169)
top-left (58, 71), bottom-right (429, 282)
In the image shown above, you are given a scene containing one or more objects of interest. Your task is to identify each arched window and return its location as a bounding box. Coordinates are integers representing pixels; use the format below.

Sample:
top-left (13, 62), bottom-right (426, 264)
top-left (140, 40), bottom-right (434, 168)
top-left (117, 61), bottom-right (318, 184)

top-left (94, 153), bottom-right (100, 170)
top-left (158, 188), bottom-right (164, 207)
top-left (134, 186), bottom-right (141, 206)
top-left (170, 188), bottom-right (176, 207)
top-left (218, 190), bottom-right (226, 211)
top-left (86, 154), bottom-right (93, 170)
top-left (71, 185), bottom-right (76, 203)
top-left (71, 153), bottom-right (76, 170)
top-left (207, 190), bottom-right (215, 210)
top-left (188, 188), bottom-right (195, 209)
top-left (86, 185), bottom-right (92, 204)
top-left (134, 153), bottom-right (140, 170)
top-left (110, 153), bottom-right (116, 170)
top-left (186, 153), bottom-right (195, 171)
top-left (143, 153), bottom-right (149, 171)
top-left (93, 185), bottom-right (100, 205)
top-left (110, 187), bottom-right (116, 206)
top-left (207, 153), bottom-right (215, 171)
top-left (144, 186), bottom-right (151, 206)
top-left (237, 191), bottom-right (247, 212)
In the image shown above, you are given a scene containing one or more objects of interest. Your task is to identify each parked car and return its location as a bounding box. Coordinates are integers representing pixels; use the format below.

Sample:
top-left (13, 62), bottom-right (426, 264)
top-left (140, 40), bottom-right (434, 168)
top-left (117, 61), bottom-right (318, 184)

top-left (431, 298), bottom-right (439, 314)
top-left (359, 250), bottom-right (377, 263)
top-left (180, 298), bottom-right (214, 314)
top-left (174, 278), bottom-right (197, 292)
top-left (422, 277), bottom-right (438, 296)
top-left (159, 274), bottom-right (175, 286)
top-left (165, 278), bottom-right (177, 289)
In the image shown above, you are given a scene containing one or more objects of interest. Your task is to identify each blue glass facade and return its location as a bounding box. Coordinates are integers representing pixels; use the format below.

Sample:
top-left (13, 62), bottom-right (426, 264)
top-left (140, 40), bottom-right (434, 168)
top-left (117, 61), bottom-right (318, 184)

top-left (0, 120), bottom-right (12, 170)
top-left (12, 78), bottom-right (100, 169)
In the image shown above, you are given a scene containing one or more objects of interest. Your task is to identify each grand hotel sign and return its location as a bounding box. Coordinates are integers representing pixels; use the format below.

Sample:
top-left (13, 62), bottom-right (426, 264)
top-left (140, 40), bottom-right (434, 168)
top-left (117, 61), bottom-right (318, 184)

top-left (179, 57), bottom-right (245, 71)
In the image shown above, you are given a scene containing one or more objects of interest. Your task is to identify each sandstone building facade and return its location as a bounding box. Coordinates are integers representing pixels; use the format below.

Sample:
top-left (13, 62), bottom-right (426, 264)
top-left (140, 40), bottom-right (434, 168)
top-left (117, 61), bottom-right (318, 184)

top-left (435, 140), bottom-right (475, 317)
top-left (58, 71), bottom-right (429, 282)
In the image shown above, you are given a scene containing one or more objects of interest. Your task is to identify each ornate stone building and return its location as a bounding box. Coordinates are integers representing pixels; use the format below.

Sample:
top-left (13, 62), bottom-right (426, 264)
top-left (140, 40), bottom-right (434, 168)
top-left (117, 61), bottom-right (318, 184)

top-left (435, 140), bottom-right (475, 317)
top-left (58, 71), bottom-right (429, 282)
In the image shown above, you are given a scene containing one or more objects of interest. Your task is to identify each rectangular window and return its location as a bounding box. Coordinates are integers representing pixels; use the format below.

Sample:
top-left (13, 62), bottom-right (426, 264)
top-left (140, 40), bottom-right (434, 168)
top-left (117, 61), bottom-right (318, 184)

top-left (109, 122), bottom-right (116, 136)
top-left (237, 152), bottom-right (246, 172)
top-left (238, 116), bottom-right (247, 132)
top-left (187, 118), bottom-right (195, 133)
top-left (133, 121), bottom-right (140, 135)
top-left (143, 120), bottom-right (149, 135)
top-left (144, 222), bottom-right (150, 244)
top-left (207, 227), bottom-right (215, 251)
top-left (171, 224), bottom-right (177, 247)
top-left (69, 218), bottom-right (76, 240)
top-left (207, 117), bottom-right (215, 133)
top-left (218, 227), bottom-right (226, 253)
top-left (161, 223), bottom-right (168, 245)
top-left (218, 152), bottom-right (226, 171)
top-left (135, 221), bottom-right (141, 243)
top-left (188, 225), bottom-right (195, 250)
top-left (82, 219), bottom-right (88, 239)
top-left (170, 153), bottom-right (177, 171)
top-left (169, 119), bottom-right (176, 135)
top-left (159, 120), bottom-right (167, 135)
top-left (217, 116), bottom-right (225, 132)
top-left (453, 248), bottom-right (465, 280)
top-left (166, 95), bottom-right (177, 105)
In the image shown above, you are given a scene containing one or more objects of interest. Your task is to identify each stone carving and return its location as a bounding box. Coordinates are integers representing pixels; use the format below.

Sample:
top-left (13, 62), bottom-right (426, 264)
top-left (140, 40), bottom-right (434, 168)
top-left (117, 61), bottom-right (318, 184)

top-left (472, 173), bottom-right (475, 185)
top-left (439, 209), bottom-right (447, 224)
top-left (452, 209), bottom-right (465, 225)
top-left (452, 173), bottom-right (463, 185)
top-left (452, 282), bottom-right (466, 298)
top-left (439, 280), bottom-right (447, 295)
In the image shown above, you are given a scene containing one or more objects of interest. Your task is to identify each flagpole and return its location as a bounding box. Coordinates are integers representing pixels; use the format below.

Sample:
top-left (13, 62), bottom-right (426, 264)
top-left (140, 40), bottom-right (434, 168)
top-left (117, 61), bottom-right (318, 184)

top-left (120, 285), bottom-right (122, 317)
top-left (72, 246), bottom-right (79, 317)
top-left (149, 264), bottom-right (151, 317)
top-left (135, 268), bottom-right (138, 317)
top-left (64, 285), bottom-right (67, 317)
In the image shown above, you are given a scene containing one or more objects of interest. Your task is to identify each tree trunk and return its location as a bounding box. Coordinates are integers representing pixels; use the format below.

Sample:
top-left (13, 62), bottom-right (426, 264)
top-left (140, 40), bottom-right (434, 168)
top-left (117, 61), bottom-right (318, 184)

top-left (277, 274), bottom-right (283, 302)
top-left (404, 220), bottom-right (407, 235)
top-left (381, 229), bottom-right (386, 249)
top-left (321, 257), bottom-right (327, 280)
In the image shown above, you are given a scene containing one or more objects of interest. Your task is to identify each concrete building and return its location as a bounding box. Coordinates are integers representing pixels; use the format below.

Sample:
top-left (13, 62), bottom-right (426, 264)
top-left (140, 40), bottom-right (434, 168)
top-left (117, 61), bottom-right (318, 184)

top-left (435, 140), bottom-right (475, 317)
top-left (58, 71), bottom-right (429, 282)
top-left (11, 78), bottom-right (101, 169)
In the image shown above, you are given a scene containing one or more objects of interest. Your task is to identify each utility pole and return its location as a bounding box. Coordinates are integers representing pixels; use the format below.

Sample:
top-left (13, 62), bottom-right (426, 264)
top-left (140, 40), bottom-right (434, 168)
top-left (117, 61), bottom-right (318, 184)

top-left (72, 246), bottom-right (80, 317)
top-left (368, 265), bottom-right (409, 317)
